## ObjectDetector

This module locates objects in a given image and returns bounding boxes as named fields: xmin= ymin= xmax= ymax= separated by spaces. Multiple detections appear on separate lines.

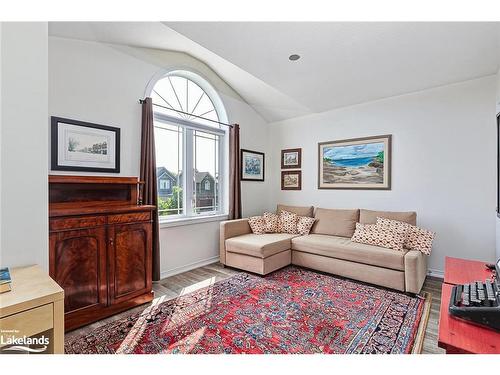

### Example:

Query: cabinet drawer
xmin=0 ymin=304 xmax=53 ymax=347
xmin=107 ymin=212 xmax=151 ymax=224
xmin=50 ymin=216 xmax=106 ymax=231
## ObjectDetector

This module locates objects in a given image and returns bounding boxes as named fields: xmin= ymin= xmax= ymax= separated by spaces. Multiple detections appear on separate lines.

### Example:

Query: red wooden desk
xmin=444 ymin=256 xmax=495 ymax=285
xmin=438 ymin=256 xmax=500 ymax=354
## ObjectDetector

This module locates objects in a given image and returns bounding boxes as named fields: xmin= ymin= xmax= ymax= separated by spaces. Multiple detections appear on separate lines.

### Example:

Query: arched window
xmin=151 ymin=71 xmax=227 ymax=220
xmin=151 ymin=73 xmax=221 ymax=127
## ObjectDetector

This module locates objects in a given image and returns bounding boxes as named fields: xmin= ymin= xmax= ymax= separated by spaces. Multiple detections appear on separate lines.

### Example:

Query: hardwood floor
xmin=65 ymin=263 xmax=445 ymax=354
xmin=420 ymin=276 xmax=445 ymax=354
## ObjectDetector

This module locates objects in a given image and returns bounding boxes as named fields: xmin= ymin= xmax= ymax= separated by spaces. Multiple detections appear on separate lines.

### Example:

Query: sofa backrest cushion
xmin=359 ymin=209 xmax=417 ymax=226
xmin=277 ymin=204 xmax=314 ymax=218
xmin=311 ymin=208 xmax=360 ymax=238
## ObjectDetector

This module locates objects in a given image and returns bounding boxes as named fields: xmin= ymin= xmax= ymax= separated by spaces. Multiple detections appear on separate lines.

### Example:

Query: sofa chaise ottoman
xmin=219 ymin=204 xmax=428 ymax=294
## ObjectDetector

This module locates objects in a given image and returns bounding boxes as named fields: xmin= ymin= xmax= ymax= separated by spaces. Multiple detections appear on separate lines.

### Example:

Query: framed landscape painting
xmin=281 ymin=170 xmax=302 ymax=190
xmin=241 ymin=149 xmax=265 ymax=181
xmin=281 ymin=148 xmax=302 ymax=169
xmin=318 ymin=135 xmax=391 ymax=190
xmin=51 ymin=117 xmax=120 ymax=173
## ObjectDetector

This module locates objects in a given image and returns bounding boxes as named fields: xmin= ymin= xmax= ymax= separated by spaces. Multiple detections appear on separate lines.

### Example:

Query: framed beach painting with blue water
xmin=241 ymin=149 xmax=265 ymax=181
xmin=318 ymin=135 xmax=391 ymax=189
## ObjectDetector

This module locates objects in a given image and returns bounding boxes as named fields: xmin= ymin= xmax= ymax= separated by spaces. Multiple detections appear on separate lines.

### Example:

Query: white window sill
xmin=159 ymin=213 xmax=229 ymax=229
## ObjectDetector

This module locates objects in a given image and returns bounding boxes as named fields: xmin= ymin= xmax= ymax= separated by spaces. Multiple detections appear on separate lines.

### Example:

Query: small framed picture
xmin=281 ymin=148 xmax=302 ymax=169
xmin=281 ymin=170 xmax=302 ymax=190
xmin=241 ymin=149 xmax=265 ymax=181
xmin=51 ymin=117 xmax=120 ymax=173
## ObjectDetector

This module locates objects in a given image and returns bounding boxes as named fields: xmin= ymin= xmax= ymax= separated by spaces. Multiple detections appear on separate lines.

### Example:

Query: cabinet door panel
xmin=49 ymin=227 xmax=107 ymax=314
xmin=108 ymin=222 xmax=152 ymax=304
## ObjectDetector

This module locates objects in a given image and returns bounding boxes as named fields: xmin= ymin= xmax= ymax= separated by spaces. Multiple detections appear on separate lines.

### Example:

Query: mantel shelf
xmin=49 ymin=175 xmax=145 ymax=185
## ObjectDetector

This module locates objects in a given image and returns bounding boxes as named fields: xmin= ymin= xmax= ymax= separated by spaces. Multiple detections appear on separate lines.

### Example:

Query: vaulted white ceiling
xmin=49 ymin=22 xmax=500 ymax=123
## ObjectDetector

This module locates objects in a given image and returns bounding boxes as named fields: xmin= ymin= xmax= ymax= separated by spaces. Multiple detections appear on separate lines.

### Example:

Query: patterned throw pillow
xmin=376 ymin=217 xmax=435 ymax=255
xmin=297 ymin=216 xmax=316 ymax=236
xmin=351 ymin=223 xmax=406 ymax=251
xmin=406 ymin=226 xmax=435 ymax=255
xmin=376 ymin=217 xmax=411 ymax=243
xmin=263 ymin=212 xmax=279 ymax=233
xmin=248 ymin=216 xmax=266 ymax=234
xmin=279 ymin=210 xmax=299 ymax=234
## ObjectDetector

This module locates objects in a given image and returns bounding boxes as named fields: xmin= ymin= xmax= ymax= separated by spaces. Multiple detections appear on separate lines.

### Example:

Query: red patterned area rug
xmin=65 ymin=267 xmax=430 ymax=354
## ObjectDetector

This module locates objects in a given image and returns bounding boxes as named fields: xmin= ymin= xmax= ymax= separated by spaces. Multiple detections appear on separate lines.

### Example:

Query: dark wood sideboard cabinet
xmin=48 ymin=175 xmax=156 ymax=331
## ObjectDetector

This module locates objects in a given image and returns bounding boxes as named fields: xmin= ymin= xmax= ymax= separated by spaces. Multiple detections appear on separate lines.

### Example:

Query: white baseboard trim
xmin=158 ymin=256 xmax=220 ymax=281
xmin=427 ymin=268 xmax=444 ymax=279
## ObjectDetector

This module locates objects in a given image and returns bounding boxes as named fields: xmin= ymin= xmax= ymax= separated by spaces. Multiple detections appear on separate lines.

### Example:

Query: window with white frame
xmin=152 ymin=71 xmax=227 ymax=221
xmin=159 ymin=179 xmax=171 ymax=190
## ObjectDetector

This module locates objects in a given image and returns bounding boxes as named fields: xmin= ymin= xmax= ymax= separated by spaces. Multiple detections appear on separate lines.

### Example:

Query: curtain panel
xmin=140 ymin=97 xmax=161 ymax=281
xmin=228 ymin=124 xmax=242 ymax=220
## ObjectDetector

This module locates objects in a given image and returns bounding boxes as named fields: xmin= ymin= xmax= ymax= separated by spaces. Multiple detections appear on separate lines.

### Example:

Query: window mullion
xmin=184 ymin=128 xmax=194 ymax=217
xmin=218 ymin=134 xmax=224 ymax=214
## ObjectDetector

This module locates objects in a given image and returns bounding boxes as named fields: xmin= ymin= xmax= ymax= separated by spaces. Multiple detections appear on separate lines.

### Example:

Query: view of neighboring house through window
xmin=153 ymin=72 xmax=225 ymax=221
xmin=193 ymin=129 xmax=219 ymax=214
xmin=155 ymin=122 xmax=183 ymax=216
xmin=159 ymin=179 xmax=171 ymax=190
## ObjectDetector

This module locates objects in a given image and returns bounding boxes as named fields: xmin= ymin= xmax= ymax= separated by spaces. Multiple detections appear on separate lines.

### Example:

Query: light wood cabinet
xmin=0 ymin=266 xmax=64 ymax=354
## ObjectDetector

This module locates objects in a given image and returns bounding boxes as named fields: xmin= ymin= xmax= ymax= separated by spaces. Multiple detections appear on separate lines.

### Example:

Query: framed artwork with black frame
xmin=241 ymin=149 xmax=265 ymax=181
xmin=51 ymin=116 xmax=120 ymax=173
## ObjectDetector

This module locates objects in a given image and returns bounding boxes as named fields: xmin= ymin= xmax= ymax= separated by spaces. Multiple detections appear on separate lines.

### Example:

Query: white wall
xmin=48 ymin=37 xmax=272 ymax=278
xmin=495 ymin=69 xmax=500 ymax=262
xmin=48 ymin=38 xmax=155 ymax=177
xmin=0 ymin=23 xmax=49 ymax=270
xmin=269 ymin=76 xmax=497 ymax=274
xmin=0 ymin=24 xmax=2 ymax=263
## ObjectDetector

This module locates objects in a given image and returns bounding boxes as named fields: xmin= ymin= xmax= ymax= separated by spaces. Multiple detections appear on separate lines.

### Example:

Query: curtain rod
xmin=139 ymin=99 xmax=233 ymax=128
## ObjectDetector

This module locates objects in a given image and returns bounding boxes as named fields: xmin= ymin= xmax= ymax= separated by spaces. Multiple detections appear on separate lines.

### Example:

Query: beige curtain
xmin=140 ymin=97 xmax=161 ymax=281
xmin=228 ymin=124 xmax=242 ymax=220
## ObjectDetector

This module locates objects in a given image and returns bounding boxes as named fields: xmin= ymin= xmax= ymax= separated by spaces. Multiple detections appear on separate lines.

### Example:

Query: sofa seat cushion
xmin=226 ymin=233 xmax=297 ymax=259
xmin=291 ymin=234 xmax=407 ymax=271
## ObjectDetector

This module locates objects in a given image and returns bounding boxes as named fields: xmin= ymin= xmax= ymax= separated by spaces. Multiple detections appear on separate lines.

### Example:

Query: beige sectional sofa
xmin=219 ymin=204 xmax=428 ymax=294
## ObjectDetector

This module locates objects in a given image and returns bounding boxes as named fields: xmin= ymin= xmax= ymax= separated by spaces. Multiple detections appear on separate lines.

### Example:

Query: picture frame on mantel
xmin=51 ymin=116 xmax=120 ymax=173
